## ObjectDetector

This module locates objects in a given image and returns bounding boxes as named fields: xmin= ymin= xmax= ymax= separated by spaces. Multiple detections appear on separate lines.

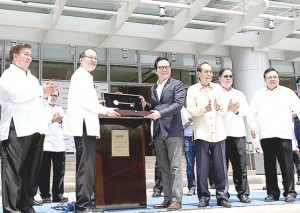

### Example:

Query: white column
xmin=230 ymin=47 xmax=269 ymax=102
xmin=230 ymin=47 xmax=270 ymax=151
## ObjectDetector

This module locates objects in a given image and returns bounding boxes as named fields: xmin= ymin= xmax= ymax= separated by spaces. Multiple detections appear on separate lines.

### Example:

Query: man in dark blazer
xmin=142 ymin=56 xmax=185 ymax=211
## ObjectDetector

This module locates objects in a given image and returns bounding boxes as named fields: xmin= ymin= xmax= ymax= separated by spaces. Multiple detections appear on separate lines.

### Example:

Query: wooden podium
xmin=95 ymin=116 xmax=150 ymax=210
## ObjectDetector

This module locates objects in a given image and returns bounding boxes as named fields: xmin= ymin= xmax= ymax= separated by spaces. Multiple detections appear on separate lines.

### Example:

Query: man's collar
xmin=157 ymin=77 xmax=170 ymax=85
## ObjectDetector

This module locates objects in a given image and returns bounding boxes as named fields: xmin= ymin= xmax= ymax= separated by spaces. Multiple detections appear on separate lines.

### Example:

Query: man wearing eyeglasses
xmin=186 ymin=62 xmax=231 ymax=208
xmin=248 ymin=68 xmax=300 ymax=203
xmin=36 ymin=88 xmax=69 ymax=204
xmin=218 ymin=68 xmax=251 ymax=204
xmin=64 ymin=48 xmax=120 ymax=212
xmin=142 ymin=57 xmax=185 ymax=211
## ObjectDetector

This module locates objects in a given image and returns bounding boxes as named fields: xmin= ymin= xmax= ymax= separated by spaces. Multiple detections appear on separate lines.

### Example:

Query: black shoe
xmin=198 ymin=199 xmax=209 ymax=208
xmin=217 ymin=200 xmax=232 ymax=208
xmin=52 ymin=194 xmax=69 ymax=203
xmin=239 ymin=195 xmax=251 ymax=203
xmin=152 ymin=191 xmax=161 ymax=198
xmin=186 ymin=188 xmax=195 ymax=196
xmin=285 ymin=194 xmax=295 ymax=203
xmin=33 ymin=199 xmax=43 ymax=206
xmin=42 ymin=197 xmax=52 ymax=203
xmin=264 ymin=194 xmax=279 ymax=202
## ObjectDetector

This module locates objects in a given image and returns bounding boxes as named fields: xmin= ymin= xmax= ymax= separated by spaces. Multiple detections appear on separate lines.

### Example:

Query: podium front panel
xmin=95 ymin=117 xmax=147 ymax=210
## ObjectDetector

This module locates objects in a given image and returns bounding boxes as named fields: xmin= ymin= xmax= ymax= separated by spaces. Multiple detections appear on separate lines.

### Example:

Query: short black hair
xmin=218 ymin=68 xmax=232 ymax=77
xmin=263 ymin=68 xmax=279 ymax=79
xmin=154 ymin=57 xmax=170 ymax=69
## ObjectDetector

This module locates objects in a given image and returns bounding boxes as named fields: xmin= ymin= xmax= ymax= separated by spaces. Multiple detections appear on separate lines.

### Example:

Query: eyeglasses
xmin=223 ymin=75 xmax=233 ymax=79
xmin=157 ymin=65 xmax=171 ymax=71
xmin=51 ymin=94 xmax=58 ymax=97
xmin=82 ymin=55 xmax=98 ymax=61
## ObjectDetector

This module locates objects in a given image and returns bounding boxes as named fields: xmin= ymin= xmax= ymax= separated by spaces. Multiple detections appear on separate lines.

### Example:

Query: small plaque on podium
xmin=103 ymin=93 xmax=151 ymax=117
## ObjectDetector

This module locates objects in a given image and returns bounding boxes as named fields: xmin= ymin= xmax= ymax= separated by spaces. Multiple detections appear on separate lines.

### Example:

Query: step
xmin=0 ymin=156 xmax=291 ymax=194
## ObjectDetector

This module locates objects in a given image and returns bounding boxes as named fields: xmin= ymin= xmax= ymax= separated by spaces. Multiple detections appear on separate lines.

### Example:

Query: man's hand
xmin=145 ymin=110 xmax=161 ymax=120
xmin=99 ymin=99 xmax=106 ymax=106
xmin=251 ymin=130 xmax=256 ymax=139
xmin=205 ymin=99 xmax=212 ymax=112
xmin=106 ymin=108 xmax=121 ymax=117
xmin=227 ymin=99 xmax=240 ymax=113
xmin=214 ymin=98 xmax=220 ymax=111
xmin=52 ymin=112 xmax=63 ymax=123
xmin=140 ymin=96 xmax=146 ymax=109
xmin=255 ymin=147 xmax=261 ymax=153
xmin=43 ymin=81 xmax=57 ymax=98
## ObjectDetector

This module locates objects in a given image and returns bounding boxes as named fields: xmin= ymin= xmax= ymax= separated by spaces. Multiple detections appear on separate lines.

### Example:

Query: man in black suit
xmin=142 ymin=56 xmax=185 ymax=211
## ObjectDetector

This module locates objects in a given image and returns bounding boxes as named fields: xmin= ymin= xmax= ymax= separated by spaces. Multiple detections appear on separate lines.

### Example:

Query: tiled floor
xmin=6 ymin=187 xmax=300 ymax=213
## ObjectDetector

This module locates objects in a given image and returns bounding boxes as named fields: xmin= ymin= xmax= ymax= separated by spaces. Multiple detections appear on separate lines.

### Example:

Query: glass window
xmin=140 ymin=51 xmax=166 ymax=65
xmin=110 ymin=65 xmax=138 ymax=82
xmin=42 ymin=61 xmax=74 ymax=80
xmin=294 ymin=62 xmax=300 ymax=75
xmin=170 ymin=53 xmax=195 ymax=67
xmin=110 ymin=48 xmax=138 ymax=83
xmin=271 ymin=61 xmax=294 ymax=74
xmin=171 ymin=68 xmax=197 ymax=85
xmin=91 ymin=64 xmax=107 ymax=82
xmin=141 ymin=66 xmax=156 ymax=84
xmin=280 ymin=76 xmax=296 ymax=91
xmin=42 ymin=44 xmax=74 ymax=61
xmin=29 ymin=60 xmax=39 ymax=78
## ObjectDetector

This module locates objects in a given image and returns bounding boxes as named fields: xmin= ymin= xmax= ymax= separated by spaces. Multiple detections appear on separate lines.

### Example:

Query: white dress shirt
xmin=44 ymin=104 xmax=65 ymax=152
xmin=0 ymin=64 xmax=48 ymax=141
xmin=63 ymin=67 xmax=108 ymax=138
xmin=186 ymin=82 xmax=226 ymax=142
xmin=181 ymin=107 xmax=193 ymax=137
xmin=221 ymin=87 xmax=248 ymax=137
xmin=156 ymin=78 xmax=169 ymax=101
xmin=248 ymin=85 xmax=300 ymax=140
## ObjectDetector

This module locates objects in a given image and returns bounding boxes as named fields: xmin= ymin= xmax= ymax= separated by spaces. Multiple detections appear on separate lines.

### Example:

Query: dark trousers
xmin=225 ymin=136 xmax=250 ymax=198
xmin=153 ymin=161 xmax=163 ymax=193
xmin=1 ymin=120 xmax=44 ymax=213
xmin=261 ymin=138 xmax=297 ymax=198
xmin=195 ymin=139 xmax=229 ymax=203
xmin=39 ymin=151 xmax=66 ymax=199
xmin=293 ymin=152 xmax=300 ymax=179
xmin=74 ymin=124 xmax=96 ymax=209
xmin=208 ymin=152 xmax=214 ymax=187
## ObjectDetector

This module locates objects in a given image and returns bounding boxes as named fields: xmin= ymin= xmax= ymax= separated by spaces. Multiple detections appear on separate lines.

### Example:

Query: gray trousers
xmin=154 ymin=132 xmax=183 ymax=202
